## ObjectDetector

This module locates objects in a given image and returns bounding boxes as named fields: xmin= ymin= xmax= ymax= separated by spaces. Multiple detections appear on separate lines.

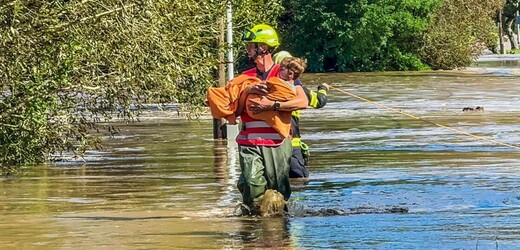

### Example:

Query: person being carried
xmin=206 ymin=57 xmax=306 ymax=139
xmin=273 ymin=51 xmax=330 ymax=179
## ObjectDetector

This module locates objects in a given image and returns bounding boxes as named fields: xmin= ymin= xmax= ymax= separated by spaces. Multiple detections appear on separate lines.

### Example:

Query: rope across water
xmin=330 ymin=85 xmax=520 ymax=151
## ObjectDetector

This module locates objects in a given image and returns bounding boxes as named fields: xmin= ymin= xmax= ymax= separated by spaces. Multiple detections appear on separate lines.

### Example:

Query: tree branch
xmin=46 ymin=3 xmax=137 ymax=31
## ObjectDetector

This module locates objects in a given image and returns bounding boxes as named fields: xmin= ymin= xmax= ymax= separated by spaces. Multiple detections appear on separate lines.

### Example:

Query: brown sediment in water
xmin=258 ymin=189 xmax=286 ymax=217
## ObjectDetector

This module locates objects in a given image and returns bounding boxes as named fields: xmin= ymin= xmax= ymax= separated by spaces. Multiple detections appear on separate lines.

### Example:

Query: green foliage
xmin=497 ymin=0 xmax=519 ymax=50
xmin=279 ymin=0 xmax=440 ymax=72
xmin=420 ymin=0 xmax=504 ymax=69
xmin=508 ymin=48 xmax=520 ymax=54
xmin=0 ymin=0 xmax=282 ymax=173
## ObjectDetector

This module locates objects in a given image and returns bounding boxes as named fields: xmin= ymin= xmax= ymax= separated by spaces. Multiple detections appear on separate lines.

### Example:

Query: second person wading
xmin=273 ymin=51 xmax=329 ymax=179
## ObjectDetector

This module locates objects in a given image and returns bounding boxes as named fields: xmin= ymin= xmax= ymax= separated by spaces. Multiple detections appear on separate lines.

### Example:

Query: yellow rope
xmin=330 ymin=85 xmax=520 ymax=151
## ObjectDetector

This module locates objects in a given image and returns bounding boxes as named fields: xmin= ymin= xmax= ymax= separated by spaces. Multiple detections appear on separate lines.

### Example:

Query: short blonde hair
xmin=279 ymin=57 xmax=307 ymax=79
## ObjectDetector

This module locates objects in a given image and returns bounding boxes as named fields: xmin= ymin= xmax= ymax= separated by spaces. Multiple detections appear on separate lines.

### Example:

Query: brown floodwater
xmin=1 ymin=67 xmax=520 ymax=249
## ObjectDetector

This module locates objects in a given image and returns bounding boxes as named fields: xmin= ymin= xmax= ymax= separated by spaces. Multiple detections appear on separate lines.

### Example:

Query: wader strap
xmin=237 ymin=119 xmax=285 ymax=145
xmin=237 ymin=133 xmax=284 ymax=140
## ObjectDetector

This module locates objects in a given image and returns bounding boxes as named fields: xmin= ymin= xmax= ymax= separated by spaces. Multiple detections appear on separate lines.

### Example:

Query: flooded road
xmin=2 ymin=68 xmax=520 ymax=249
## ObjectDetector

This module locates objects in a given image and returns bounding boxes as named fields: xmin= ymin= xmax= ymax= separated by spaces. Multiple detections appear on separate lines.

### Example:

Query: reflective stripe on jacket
xmin=237 ymin=64 xmax=288 ymax=146
xmin=290 ymin=84 xmax=328 ymax=142
xmin=292 ymin=137 xmax=302 ymax=147
xmin=237 ymin=121 xmax=285 ymax=142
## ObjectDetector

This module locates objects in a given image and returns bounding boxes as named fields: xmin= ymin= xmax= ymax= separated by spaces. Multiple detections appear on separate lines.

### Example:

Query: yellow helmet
xmin=273 ymin=51 xmax=292 ymax=64
xmin=242 ymin=24 xmax=280 ymax=48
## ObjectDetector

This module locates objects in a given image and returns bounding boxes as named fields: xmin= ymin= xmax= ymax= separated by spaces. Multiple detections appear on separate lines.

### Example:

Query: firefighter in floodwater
xmin=273 ymin=51 xmax=329 ymax=179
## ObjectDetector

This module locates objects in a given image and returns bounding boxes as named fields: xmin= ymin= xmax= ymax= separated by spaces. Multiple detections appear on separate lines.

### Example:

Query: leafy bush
xmin=420 ymin=0 xmax=503 ymax=69
xmin=279 ymin=0 xmax=440 ymax=72
xmin=0 ymin=0 xmax=282 ymax=173
xmin=508 ymin=49 xmax=520 ymax=54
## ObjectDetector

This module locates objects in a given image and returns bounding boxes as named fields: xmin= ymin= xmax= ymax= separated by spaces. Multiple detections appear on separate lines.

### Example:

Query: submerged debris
xmin=231 ymin=189 xmax=287 ymax=217
xmin=286 ymin=205 xmax=409 ymax=217
xmin=231 ymin=198 xmax=409 ymax=218
xmin=462 ymin=106 xmax=484 ymax=111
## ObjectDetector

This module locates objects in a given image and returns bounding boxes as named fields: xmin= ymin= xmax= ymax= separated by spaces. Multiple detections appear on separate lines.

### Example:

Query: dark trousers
xmin=289 ymin=147 xmax=309 ymax=178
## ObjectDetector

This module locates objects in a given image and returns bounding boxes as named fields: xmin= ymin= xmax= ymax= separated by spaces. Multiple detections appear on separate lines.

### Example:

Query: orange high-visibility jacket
xmin=206 ymin=75 xmax=296 ymax=138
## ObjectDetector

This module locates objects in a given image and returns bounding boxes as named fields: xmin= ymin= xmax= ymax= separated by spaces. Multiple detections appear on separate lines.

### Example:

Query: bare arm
xmin=248 ymin=85 xmax=308 ymax=114
xmin=235 ymin=83 xmax=269 ymax=116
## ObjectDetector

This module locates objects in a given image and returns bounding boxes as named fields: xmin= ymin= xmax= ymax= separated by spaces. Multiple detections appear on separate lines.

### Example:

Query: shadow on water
xmin=2 ymin=67 xmax=520 ymax=248
xmin=229 ymin=217 xmax=293 ymax=249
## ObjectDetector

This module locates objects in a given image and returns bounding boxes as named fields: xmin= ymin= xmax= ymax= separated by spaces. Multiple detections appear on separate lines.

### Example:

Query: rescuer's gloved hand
xmin=301 ymin=142 xmax=310 ymax=165
xmin=318 ymin=83 xmax=329 ymax=91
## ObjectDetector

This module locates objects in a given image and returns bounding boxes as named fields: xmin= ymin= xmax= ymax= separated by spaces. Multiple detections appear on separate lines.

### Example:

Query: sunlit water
xmin=2 ymin=67 xmax=520 ymax=249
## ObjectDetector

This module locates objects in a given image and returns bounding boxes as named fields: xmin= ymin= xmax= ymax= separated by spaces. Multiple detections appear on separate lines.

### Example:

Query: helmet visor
xmin=241 ymin=29 xmax=256 ymax=42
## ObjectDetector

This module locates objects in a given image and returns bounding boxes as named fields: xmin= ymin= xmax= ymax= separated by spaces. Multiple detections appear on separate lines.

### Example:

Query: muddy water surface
xmin=1 ymin=69 xmax=520 ymax=249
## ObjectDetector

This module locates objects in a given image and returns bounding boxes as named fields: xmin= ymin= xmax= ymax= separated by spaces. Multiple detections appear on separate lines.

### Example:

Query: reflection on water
xmin=2 ymin=69 xmax=520 ymax=248
xmin=228 ymin=217 xmax=293 ymax=248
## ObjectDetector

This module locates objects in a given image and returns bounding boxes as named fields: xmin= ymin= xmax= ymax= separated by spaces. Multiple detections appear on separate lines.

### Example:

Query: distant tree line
xmin=0 ymin=0 xmax=507 ymax=173
xmin=279 ymin=0 xmax=504 ymax=71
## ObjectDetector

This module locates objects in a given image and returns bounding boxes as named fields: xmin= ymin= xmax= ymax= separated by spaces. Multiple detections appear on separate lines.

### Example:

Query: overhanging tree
xmin=0 ymin=0 xmax=283 ymax=173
